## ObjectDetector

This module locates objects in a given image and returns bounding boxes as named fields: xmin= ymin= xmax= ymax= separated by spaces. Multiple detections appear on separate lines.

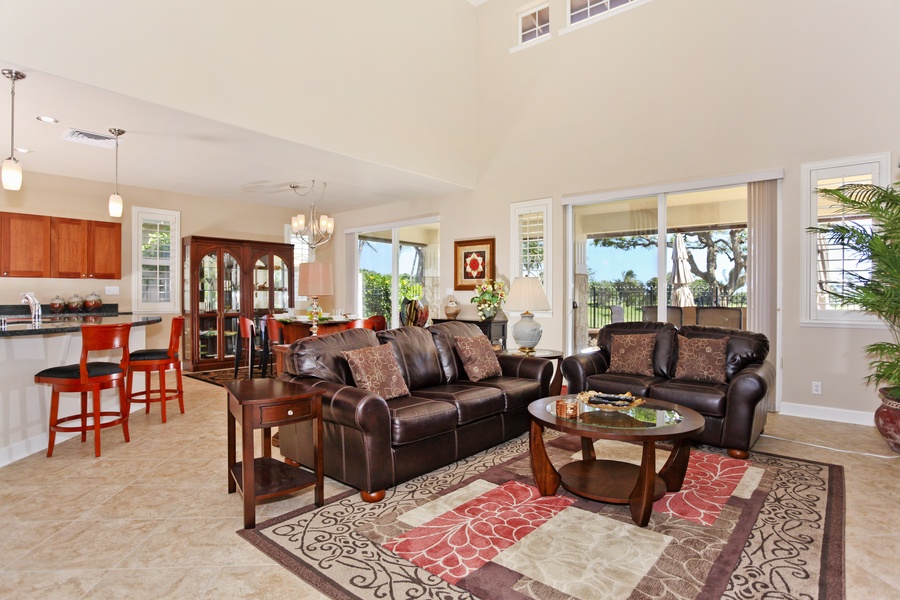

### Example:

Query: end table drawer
xmin=259 ymin=401 xmax=312 ymax=426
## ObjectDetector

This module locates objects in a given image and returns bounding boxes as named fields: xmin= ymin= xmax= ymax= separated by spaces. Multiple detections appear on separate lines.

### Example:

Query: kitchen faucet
xmin=21 ymin=292 xmax=41 ymax=323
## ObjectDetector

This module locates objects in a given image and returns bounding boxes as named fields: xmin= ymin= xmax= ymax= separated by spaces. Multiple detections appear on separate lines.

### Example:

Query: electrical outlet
xmin=105 ymin=286 xmax=120 ymax=296
xmin=812 ymin=381 xmax=822 ymax=395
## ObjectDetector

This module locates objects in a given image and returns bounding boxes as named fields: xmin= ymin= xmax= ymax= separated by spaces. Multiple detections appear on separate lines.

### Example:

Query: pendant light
xmin=108 ymin=128 xmax=125 ymax=217
xmin=2 ymin=69 xmax=26 ymax=191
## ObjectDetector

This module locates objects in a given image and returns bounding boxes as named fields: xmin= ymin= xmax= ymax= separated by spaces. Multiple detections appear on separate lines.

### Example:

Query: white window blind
xmin=133 ymin=207 xmax=180 ymax=313
xmin=511 ymin=198 xmax=552 ymax=311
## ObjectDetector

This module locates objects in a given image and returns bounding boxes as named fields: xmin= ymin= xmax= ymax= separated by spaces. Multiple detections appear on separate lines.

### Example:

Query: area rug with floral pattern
xmin=238 ymin=432 xmax=845 ymax=600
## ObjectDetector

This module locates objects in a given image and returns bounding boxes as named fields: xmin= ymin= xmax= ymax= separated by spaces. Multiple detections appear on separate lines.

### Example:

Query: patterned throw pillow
xmin=342 ymin=343 xmax=410 ymax=400
xmin=455 ymin=336 xmax=502 ymax=382
xmin=675 ymin=335 xmax=729 ymax=384
xmin=607 ymin=333 xmax=656 ymax=376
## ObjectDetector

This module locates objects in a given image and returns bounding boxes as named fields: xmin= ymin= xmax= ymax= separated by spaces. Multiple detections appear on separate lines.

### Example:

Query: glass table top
xmin=545 ymin=399 xmax=684 ymax=430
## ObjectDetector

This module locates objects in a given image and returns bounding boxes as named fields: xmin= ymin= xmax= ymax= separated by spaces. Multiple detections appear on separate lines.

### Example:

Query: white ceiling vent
xmin=60 ymin=128 xmax=116 ymax=149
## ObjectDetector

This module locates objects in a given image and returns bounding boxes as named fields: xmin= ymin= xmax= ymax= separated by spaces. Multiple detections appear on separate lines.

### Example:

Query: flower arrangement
xmin=471 ymin=279 xmax=506 ymax=321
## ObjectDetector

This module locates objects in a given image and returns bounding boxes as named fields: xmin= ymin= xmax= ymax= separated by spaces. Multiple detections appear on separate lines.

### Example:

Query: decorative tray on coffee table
xmin=575 ymin=390 xmax=645 ymax=410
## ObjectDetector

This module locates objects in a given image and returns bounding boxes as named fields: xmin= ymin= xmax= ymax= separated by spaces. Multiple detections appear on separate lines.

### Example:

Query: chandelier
xmin=290 ymin=180 xmax=334 ymax=249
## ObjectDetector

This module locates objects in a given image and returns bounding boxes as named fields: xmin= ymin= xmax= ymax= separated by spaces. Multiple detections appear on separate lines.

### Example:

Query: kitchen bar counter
xmin=0 ymin=314 xmax=161 ymax=337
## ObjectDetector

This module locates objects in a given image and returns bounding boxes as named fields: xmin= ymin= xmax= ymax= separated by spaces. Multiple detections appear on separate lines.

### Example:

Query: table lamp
xmin=504 ymin=276 xmax=550 ymax=354
xmin=298 ymin=262 xmax=334 ymax=336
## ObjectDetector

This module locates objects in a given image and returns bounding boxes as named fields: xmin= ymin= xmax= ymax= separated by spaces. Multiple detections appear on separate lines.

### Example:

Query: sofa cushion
xmin=678 ymin=325 xmax=769 ymax=381
xmin=674 ymin=335 xmax=729 ymax=384
xmin=596 ymin=322 xmax=677 ymax=377
xmin=287 ymin=328 xmax=379 ymax=383
xmin=584 ymin=373 xmax=666 ymax=397
xmin=647 ymin=380 xmax=728 ymax=418
xmin=413 ymin=384 xmax=506 ymax=424
xmin=464 ymin=376 xmax=542 ymax=412
xmin=428 ymin=321 xmax=486 ymax=383
xmin=343 ymin=342 xmax=410 ymax=400
xmin=386 ymin=395 xmax=459 ymax=446
xmin=455 ymin=335 xmax=502 ymax=382
xmin=608 ymin=333 xmax=656 ymax=376
xmin=377 ymin=326 xmax=445 ymax=390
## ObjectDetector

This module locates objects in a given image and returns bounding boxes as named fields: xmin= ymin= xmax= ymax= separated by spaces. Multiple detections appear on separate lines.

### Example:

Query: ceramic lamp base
xmin=512 ymin=312 xmax=542 ymax=353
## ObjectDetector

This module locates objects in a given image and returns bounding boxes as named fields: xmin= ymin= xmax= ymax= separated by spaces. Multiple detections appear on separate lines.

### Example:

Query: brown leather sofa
xmin=278 ymin=321 xmax=552 ymax=501
xmin=561 ymin=321 xmax=775 ymax=459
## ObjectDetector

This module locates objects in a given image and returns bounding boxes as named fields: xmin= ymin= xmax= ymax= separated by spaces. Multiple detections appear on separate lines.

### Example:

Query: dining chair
xmin=696 ymin=306 xmax=743 ymax=329
xmin=234 ymin=317 xmax=263 ymax=379
xmin=261 ymin=314 xmax=285 ymax=377
xmin=641 ymin=306 xmax=683 ymax=326
xmin=35 ymin=322 xmax=133 ymax=457
xmin=368 ymin=315 xmax=387 ymax=331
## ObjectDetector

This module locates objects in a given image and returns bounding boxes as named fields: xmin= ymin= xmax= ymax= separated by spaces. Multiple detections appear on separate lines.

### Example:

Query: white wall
xmin=0 ymin=0 xmax=477 ymax=188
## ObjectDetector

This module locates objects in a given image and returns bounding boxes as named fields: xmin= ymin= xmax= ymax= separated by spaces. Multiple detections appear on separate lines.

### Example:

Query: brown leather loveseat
xmin=561 ymin=321 xmax=775 ymax=458
xmin=278 ymin=321 xmax=552 ymax=501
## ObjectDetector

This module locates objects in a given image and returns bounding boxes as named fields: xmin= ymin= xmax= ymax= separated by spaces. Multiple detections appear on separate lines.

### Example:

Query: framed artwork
xmin=454 ymin=237 xmax=495 ymax=290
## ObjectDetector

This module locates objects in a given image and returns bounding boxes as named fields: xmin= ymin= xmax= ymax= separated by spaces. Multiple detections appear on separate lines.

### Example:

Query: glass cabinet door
xmin=273 ymin=255 xmax=289 ymax=313
xmin=253 ymin=255 xmax=269 ymax=312
xmin=222 ymin=251 xmax=241 ymax=360
xmin=197 ymin=251 xmax=218 ymax=360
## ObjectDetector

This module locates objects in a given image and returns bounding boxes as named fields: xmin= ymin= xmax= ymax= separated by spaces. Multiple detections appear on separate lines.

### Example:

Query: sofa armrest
xmin=497 ymin=354 xmax=553 ymax=397
xmin=722 ymin=360 xmax=775 ymax=450
xmin=726 ymin=361 xmax=774 ymax=407
xmin=561 ymin=351 xmax=609 ymax=394
xmin=277 ymin=374 xmax=390 ymax=435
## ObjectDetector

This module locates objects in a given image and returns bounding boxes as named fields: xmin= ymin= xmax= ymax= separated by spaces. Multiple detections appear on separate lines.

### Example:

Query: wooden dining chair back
xmin=126 ymin=316 xmax=185 ymax=423
xmin=235 ymin=316 xmax=263 ymax=379
xmin=368 ymin=315 xmax=387 ymax=331
xmin=34 ymin=322 xmax=133 ymax=457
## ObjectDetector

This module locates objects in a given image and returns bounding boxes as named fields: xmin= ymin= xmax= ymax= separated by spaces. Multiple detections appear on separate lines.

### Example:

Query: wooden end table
xmin=495 ymin=348 xmax=563 ymax=396
xmin=226 ymin=379 xmax=324 ymax=529
xmin=528 ymin=395 xmax=704 ymax=527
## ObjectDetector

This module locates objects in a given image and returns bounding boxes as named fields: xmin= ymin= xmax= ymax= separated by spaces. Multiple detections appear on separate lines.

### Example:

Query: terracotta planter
xmin=875 ymin=388 xmax=900 ymax=453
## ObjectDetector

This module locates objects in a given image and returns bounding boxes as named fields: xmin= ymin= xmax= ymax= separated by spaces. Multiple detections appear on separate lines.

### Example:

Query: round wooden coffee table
xmin=528 ymin=395 xmax=705 ymax=527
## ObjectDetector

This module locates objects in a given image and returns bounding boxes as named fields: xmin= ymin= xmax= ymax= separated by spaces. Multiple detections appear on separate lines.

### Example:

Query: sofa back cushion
xmin=376 ymin=326 xmax=444 ymax=390
xmin=342 ymin=342 xmax=410 ymax=399
xmin=673 ymin=335 xmax=729 ymax=383
xmin=678 ymin=325 xmax=769 ymax=381
xmin=607 ymin=333 xmax=656 ymax=376
xmin=428 ymin=321 xmax=486 ymax=383
xmin=597 ymin=322 xmax=677 ymax=378
xmin=286 ymin=328 xmax=378 ymax=384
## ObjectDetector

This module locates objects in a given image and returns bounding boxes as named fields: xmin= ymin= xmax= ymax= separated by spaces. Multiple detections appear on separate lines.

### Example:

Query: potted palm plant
xmin=811 ymin=183 xmax=900 ymax=452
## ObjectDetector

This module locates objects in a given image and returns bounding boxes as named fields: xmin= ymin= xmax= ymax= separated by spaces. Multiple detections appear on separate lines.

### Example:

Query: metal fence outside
xmin=586 ymin=283 xmax=746 ymax=329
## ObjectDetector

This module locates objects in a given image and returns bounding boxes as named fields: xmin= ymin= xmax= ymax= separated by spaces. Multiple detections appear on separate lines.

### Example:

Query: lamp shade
xmin=2 ymin=158 xmax=22 ymax=191
xmin=504 ymin=277 xmax=550 ymax=312
xmin=298 ymin=262 xmax=334 ymax=297
xmin=108 ymin=193 xmax=123 ymax=218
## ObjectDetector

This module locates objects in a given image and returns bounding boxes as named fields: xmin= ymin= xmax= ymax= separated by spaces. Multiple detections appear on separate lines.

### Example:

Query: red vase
xmin=875 ymin=388 xmax=900 ymax=453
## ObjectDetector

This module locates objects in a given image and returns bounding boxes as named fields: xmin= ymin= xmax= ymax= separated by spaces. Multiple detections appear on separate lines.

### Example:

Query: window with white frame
xmin=568 ymin=0 xmax=652 ymax=28
xmin=132 ymin=207 xmax=180 ymax=313
xmin=520 ymin=4 xmax=550 ymax=45
xmin=802 ymin=153 xmax=890 ymax=324
xmin=285 ymin=224 xmax=312 ymax=303
xmin=511 ymin=198 xmax=552 ymax=310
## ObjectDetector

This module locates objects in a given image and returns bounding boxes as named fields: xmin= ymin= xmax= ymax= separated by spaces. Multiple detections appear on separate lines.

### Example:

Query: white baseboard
xmin=778 ymin=402 xmax=874 ymax=426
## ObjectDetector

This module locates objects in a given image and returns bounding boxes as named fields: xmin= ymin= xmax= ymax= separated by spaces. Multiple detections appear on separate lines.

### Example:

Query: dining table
xmin=278 ymin=316 xmax=360 ymax=344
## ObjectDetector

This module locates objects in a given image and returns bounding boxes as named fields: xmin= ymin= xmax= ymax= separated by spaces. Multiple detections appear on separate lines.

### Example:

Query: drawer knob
xmin=287 ymin=409 xmax=294 ymax=416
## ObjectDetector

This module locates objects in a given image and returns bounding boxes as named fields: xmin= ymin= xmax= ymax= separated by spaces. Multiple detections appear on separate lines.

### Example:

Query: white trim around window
xmin=131 ymin=206 xmax=180 ymax=314
xmin=560 ymin=0 xmax=655 ymax=36
xmin=510 ymin=198 xmax=552 ymax=313
xmin=800 ymin=152 xmax=890 ymax=328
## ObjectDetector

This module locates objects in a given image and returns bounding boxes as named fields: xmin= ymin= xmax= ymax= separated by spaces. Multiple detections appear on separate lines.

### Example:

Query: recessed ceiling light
xmin=15 ymin=147 xmax=32 ymax=154
xmin=36 ymin=115 xmax=58 ymax=124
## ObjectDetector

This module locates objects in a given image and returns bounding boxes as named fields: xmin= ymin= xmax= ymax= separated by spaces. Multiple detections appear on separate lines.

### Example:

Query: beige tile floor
xmin=0 ymin=376 xmax=897 ymax=599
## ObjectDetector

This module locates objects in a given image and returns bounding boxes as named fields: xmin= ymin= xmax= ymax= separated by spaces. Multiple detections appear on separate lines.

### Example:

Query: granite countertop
xmin=0 ymin=304 xmax=162 ymax=337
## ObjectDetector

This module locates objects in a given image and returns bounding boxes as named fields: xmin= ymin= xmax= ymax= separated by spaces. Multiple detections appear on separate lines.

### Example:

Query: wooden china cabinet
xmin=182 ymin=236 xmax=293 ymax=372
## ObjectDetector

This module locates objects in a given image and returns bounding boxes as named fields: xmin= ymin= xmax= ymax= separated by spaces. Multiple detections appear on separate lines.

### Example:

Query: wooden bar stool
xmin=234 ymin=317 xmax=263 ymax=379
xmin=261 ymin=314 xmax=284 ymax=377
xmin=35 ymin=322 xmax=133 ymax=458
xmin=126 ymin=316 xmax=185 ymax=423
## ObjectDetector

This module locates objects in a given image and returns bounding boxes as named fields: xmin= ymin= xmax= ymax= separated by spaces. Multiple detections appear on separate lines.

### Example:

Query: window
xmin=285 ymin=224 xmax=312 ymax=303
xmin=511 ymin=198 xmax=552 ymax=310
xmin=520 ymin=4 xmax=550 ymax=45
xmin=564 ymin=0 xmax=653 ymax=32
xmin=802 ymin=153 xmax=890 ymax=324
xmin=132 ymin=207 xmax=180 ymax=313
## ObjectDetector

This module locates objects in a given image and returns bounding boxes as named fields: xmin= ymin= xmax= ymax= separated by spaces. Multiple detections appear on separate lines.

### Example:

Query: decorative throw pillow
xmin=455 ymin=335 xmax=502 ymax=382
xmin=674 ymin=335 xmax=729 ymax=384
xmin=342 ymin=343 xmax=410 ymax=399
xmin=607 ymin=333 xmax=656 ymax=377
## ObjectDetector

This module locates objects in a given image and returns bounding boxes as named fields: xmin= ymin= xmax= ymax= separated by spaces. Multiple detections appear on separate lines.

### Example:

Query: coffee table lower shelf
xmin=229 ymin=458 xmax=319 ymax=501
xmin=558 ymin=460 xmax=666 ymax=504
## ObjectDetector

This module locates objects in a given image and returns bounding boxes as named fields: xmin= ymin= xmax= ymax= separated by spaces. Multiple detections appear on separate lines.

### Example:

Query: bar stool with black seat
xmin=35 ymin=322 xmax=133 ymax=458
xmin=260 ymin=314 xmax=284 ymax=377
xmin=234 ymin=316 xmax=264 ymax=379
xmin=126 ymin=316 xmax=185 ymax=423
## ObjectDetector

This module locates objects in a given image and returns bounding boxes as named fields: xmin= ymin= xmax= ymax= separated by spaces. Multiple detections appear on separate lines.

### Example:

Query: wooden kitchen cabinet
xmin=50 ymin=217 xmax=122 ymax=279
xmin=0 ymin=212 xmax=51 ymax=277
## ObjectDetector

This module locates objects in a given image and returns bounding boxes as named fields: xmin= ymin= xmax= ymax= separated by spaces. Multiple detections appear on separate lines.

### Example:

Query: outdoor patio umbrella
xmin=671 ymin=233 xmax=695 ymax=307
